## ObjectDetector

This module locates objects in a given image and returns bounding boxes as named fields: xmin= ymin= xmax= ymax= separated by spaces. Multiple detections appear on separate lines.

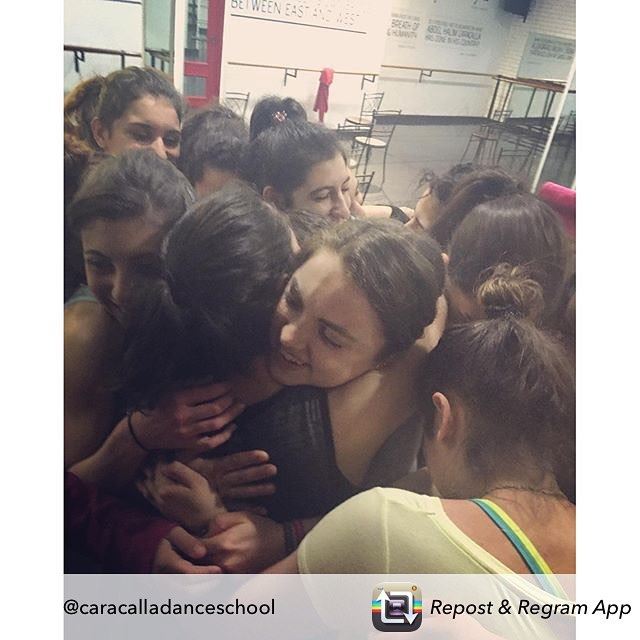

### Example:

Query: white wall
xmin=64 ymin=0 xmax=143 ymax=92
xmin=219 ymin=0 xmax=392 ymax=127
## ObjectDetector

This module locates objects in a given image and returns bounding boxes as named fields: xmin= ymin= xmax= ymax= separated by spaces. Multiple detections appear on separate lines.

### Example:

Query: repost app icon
xmin=372 ymin=583 xmax=422 ymax=632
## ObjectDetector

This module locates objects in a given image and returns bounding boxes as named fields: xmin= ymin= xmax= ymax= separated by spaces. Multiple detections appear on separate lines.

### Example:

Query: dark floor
xmin=341 ymin=121 xmax=575 ymax=207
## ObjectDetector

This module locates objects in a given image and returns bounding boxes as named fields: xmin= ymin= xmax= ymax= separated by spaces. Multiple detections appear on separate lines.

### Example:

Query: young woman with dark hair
xmin=65 ymin=66 xmax=184 ymax=161
xmin=64 ymin=67 xmax=185 ymax=300
xmin=265 ymin=283 xmax=574 ymax=606
xmin=121 ymin=181 xmax=296 ymax=411
xmin=65 ymin=153 xmax=270 ymax=506
xmin=178 ymin=104 xmax=249 ymax=198
xmin=403 ymin=162 xmax=477 ymax=232
xmin=91 ymin=71 xmax=181 ymax=161
xmin=65 ymin=149 xmax=195 ymax=468
xmin=133 ymin=218 xmax=446 ymax=571
xmin=243 ymin=119 xmax=352 ymax=222
xmin=353 ymin=162 xmax=477 ymax=227
xmin=445 ymin=192 xmax=572 ymax=333
xmin=425 ymin=167 xmax=523 ymax=247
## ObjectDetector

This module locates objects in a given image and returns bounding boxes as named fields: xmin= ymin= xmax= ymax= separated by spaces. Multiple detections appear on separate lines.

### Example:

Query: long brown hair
xmin=448 ymin=192 xmax=572 ymax=331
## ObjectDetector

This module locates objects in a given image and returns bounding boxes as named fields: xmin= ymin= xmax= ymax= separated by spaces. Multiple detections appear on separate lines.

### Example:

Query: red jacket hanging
xmin=314 ymin=67 xmax=334 ymax=123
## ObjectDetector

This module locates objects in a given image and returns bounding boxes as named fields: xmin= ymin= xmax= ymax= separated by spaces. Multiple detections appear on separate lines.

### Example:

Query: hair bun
xmin=476 ymin=263 xmax=544 ymax=322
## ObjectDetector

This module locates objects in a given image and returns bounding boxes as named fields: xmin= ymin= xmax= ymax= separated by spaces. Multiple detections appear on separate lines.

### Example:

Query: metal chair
xmin=224 ymin=91 xmax=250 ymax=120
xmin=460 ymin=109 xmax=512 ymax=164
xmin=345 ymin=92 xmax=385 ymax=127
xmin=559 ymin=110 xmax=576 ymax=135
xmin=556 ymin=110 xmax=576 ymax=160
xmin=496 ymin=132 xmax=545 ymax=175
xmin=337 ymin=120 xmax=374 ymax=170
xmin=355 ymin=171 xmax=375 ymax=202
xmin=352 ymin=110 xmax=401 ymax=186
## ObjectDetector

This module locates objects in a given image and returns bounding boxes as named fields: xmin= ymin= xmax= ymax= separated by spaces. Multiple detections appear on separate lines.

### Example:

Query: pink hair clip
xmin=272 ymin=110 xmax=288 ymax=123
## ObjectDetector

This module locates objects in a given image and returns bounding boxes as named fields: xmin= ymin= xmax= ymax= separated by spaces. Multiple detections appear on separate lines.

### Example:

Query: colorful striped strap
xmin=471 ymin=498 xmax=567 ymax=598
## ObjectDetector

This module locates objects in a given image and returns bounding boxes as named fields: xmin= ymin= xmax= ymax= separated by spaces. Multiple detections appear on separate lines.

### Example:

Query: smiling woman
xmin=64 ymin=149 xmax=195 ymax=468
xmin=243 ymin=120 xmax=351 ymax=222
xmin=127 ymin=218 xmax=446 ymax=543
xmin=67 ymin=150 xmax=192 ymax=321
xmin=268 ymin=250 xmax=386 ymax=388
xmin=79 ymin=214 xmax=165 ymax=322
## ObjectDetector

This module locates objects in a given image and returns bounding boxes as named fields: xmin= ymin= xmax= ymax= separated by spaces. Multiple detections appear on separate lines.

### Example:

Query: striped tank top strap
xmin=471 ymin=498 xmax=567 ymax=598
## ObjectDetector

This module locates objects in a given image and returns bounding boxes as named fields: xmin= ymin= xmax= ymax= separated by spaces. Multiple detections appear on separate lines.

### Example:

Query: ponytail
xmin=64 ymin=76 xmax=106 ymax=150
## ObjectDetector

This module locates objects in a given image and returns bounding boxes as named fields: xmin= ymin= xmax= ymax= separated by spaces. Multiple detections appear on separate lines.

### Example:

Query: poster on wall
xmin=387 ymin=8 xmax=421 ymax=50
xmin=518 ymin=32 xmax=575 ymax=81
xmin=383 ymin=0 xmax=509 ymax=72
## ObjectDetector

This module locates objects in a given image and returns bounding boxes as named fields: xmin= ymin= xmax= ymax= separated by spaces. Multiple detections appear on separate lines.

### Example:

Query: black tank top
xmin=389 ymin=205 xmax=410 ymax=224
xmin=214 ymin=386 xmax=357 ymax=522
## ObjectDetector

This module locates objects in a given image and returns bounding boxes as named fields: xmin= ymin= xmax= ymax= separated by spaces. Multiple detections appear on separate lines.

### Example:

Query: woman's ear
xmin=432 ymin=391 xmax=454 ymax=442
xmin=262 ymin=185 xmax=284 ymax=208
xmin=441 ymin=252 xmax=449 ymax=267
xmin=90 ymin=117 xmax=107 ymax=150
xmin=289 ymin=229 xmax=301 ymax=254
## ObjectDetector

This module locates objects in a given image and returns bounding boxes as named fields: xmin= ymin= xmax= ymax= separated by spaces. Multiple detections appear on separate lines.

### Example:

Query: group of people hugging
xmin=64 ymin=66 xmax=576 ymax=593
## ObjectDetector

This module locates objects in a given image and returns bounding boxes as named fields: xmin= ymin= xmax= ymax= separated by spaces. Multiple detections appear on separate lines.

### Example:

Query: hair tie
xmin=490 ymin=304 xmax=524 ymax=320
xmin=272 ymin=110 xmax=288 ymax=123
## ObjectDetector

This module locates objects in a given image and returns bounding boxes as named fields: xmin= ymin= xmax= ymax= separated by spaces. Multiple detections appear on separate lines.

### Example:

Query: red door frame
xmin=183 ymin=0 xmax=225 ymax=108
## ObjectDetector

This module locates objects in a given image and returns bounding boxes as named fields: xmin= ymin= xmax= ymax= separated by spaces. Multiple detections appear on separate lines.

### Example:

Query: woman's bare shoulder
xmin=64 ymin=302 xmax=121 ymax=384
xmin=65 ymin=302 xmax=116 ymax=352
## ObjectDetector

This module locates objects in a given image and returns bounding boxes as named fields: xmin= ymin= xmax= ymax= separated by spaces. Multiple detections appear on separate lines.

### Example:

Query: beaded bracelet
xmin=127 ymin=411 xmax=152 ymax=453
